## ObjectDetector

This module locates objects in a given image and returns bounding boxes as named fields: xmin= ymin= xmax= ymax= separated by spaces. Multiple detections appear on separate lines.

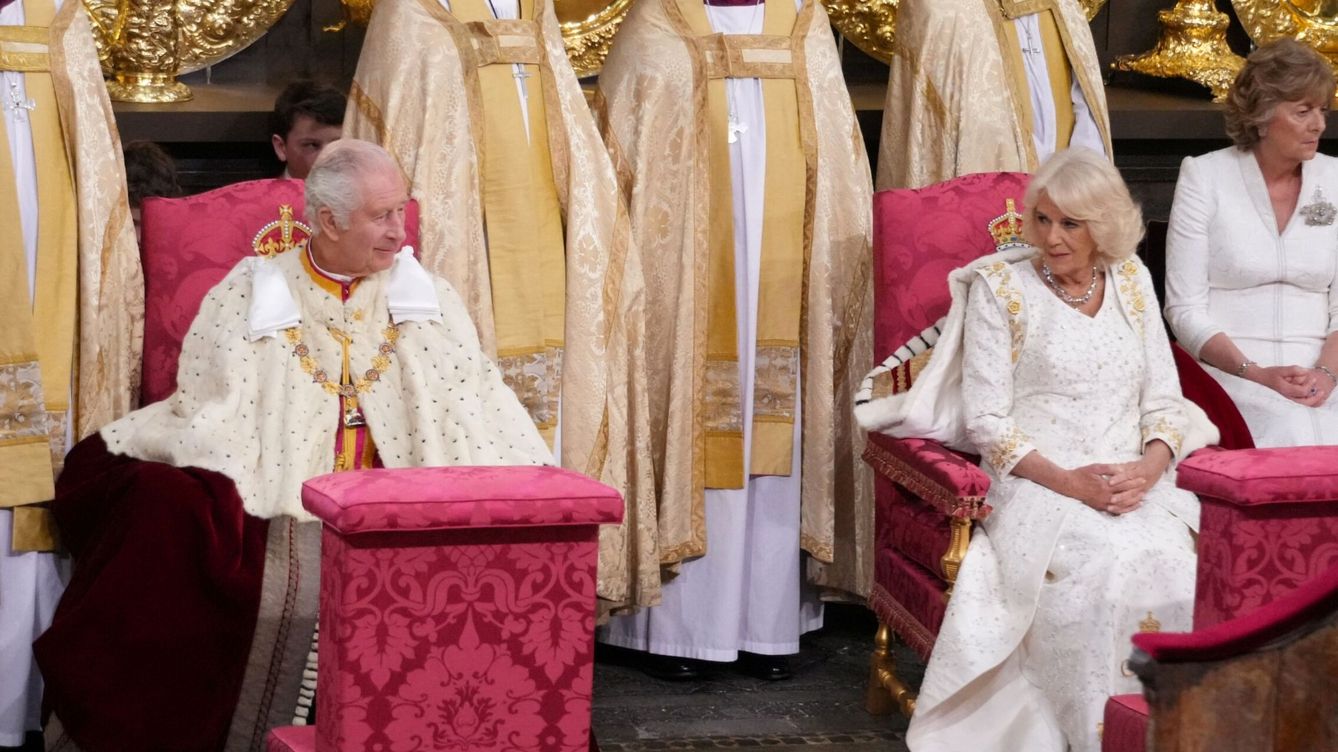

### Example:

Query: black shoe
xmin=632 ymin=651 xmax=705 ymax=681
xmin=737 ymin=651 xmax=793 ymax=681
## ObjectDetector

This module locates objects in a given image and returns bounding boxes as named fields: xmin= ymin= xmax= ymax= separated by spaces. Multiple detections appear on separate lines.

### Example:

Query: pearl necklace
xmin=1041 ymin=263 xmax=1099 ymax=308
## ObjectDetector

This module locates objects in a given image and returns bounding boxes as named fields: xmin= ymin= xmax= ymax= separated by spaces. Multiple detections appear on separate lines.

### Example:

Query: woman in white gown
xmin=1164 ymin=39 xmax=1338 ymax=447
xmin=906 ymin=150 xmax=1199 ymax=752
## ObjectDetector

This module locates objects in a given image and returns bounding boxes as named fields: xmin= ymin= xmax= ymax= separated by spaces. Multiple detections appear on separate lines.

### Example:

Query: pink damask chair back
xmin=139 ymin=179 xmax=421 ymax=404
xmin=864 ymin=172 xmax=1029 ymax=716
xmin=871 ymin=172 xmax=1031 ymax=357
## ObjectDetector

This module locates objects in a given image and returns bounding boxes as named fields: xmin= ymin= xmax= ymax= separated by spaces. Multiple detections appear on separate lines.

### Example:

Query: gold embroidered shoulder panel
xmin=979 ymin=261 xmax=1026 ymax=363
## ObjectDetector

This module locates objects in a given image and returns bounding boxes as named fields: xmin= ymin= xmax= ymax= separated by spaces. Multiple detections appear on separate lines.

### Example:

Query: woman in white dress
xmin=905 ymin=150 xmax=1199 ymax=752
xmin=1164 ymin=38 xmax=1338 ymax=447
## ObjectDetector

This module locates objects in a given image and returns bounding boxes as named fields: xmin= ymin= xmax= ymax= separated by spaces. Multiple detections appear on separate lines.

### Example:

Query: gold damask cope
xmin=824 ymin=0 xmax=1107 ymax=65
xmin=83 ymin=0 xmax=297 ymax=75
xmin=1233 ymin=0 xmax=1338 ymax=63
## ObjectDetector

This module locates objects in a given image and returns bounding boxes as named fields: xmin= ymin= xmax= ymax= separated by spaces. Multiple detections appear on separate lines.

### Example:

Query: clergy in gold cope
xmin=593 ymin=0 xmax=874 ymax=669
xmin=1 ymin=0 xmax=140 ymax=744
xmin=878 ymin=0 xmax=1112 ymax=189
xmin=344 ymin=0 xmax=659 ymax=613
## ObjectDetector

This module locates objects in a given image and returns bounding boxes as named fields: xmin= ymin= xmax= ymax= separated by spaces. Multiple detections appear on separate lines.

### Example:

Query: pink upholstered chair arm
xmin=1176 ymin=446 xmax=1338 ymax=506
xmin=1132 ymin=562 xmax=1338 ymax=663
xmin=301 ymin=466 xmax=625 ymax=534
xmin=864 ymin=433 xmax=992 ymax=520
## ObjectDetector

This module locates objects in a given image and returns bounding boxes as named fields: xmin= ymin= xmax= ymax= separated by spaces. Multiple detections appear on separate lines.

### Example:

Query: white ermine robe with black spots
xmin=100 ymin=246 xmax=550 ymax=520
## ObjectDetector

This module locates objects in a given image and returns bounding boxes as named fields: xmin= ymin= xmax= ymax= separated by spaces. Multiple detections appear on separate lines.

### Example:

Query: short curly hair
xmin=1225 ymin=38 xmax=1335 ymax=150
xmin=1022 ymin=149 xmax=1144 ymax=263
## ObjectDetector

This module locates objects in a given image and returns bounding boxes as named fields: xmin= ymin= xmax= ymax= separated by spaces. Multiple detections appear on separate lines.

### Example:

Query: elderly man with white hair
xmin=33 ymin=139 xmax=551 ymax=752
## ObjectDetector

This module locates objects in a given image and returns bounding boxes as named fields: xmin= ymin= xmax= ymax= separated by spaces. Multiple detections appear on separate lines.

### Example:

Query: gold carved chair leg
xmin=867 ymin=516 xmax=973 ymax=717
xmin=866 ymin=622 xmax=917 ymax=716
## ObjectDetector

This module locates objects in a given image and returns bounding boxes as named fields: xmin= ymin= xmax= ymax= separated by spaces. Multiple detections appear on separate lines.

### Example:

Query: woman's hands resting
xmin=1064 ymin=441 xmax=1173 ymax=516
xmin=1247 ymin=364 xmax=1331 ymax=406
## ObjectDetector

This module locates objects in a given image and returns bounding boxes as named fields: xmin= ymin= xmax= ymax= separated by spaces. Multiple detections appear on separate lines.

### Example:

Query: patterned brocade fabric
xmin=870 ymin=172 xmax=1032 ymax=357
xmin=1179 ymin=446 xmax=1338 ymax=629
xmin=304 ymin=465 xmax=621 ymax=751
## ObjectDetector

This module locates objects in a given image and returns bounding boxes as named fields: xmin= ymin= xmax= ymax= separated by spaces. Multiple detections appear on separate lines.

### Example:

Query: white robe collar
xmin=247 ymin=245 xmax=443 ymax=341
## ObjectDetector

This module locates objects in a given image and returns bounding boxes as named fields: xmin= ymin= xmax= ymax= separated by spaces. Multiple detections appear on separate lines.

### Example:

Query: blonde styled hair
xmin=1225 ymin=38 xmax=1335 ymax=150
xmin=1022 ymin=149 xmax=1144 ymax=262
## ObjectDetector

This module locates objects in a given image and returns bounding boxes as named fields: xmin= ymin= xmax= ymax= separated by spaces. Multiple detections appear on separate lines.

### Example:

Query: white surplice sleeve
xmin=1164 ymin=155 xmax=1224 ymax=358
xmin=962 ymin=273 xmax=1035 ymax=476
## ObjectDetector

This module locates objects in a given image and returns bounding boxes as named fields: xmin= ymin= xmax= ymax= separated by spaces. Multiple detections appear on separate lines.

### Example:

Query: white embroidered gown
xmin=907 ymin=261 xmax=1199 ymax=752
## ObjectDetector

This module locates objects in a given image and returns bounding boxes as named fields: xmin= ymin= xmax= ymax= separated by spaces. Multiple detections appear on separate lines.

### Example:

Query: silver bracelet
xmin=1236 ymin=360 xmax=1256 ymax=378
xmin=1319 ymin=365 xmax=1338 ymax=386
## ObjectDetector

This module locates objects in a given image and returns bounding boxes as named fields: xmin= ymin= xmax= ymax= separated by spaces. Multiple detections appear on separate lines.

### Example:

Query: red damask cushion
xmin=869 ymin=550 xmax=946 ymax=661
xmin=872 ymin=171 xmax=1030 ymax=357
xmin=875 ymin=477 xmax=954 ymax=578
xmin=139 ymin=180 xmax=422 ymax=405
xmin=301 ymin=465 xmax=624 ymax=534
xmin=1176 ymin=446 xmax=1338 ymax=505
xmin=864 ymin=433 xmax=992 ymax=520
xmin=1101 ymin=695 xmax=1148 ymax=752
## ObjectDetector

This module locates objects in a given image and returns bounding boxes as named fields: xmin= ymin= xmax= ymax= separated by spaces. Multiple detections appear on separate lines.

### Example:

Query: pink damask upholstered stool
xmin=263 ymin=465 xmax=623 ymax=752
xmin=1179 ymin=446 xmax=1338 ymax=629
xmin=1101 ymin=445 xmax=1338 ymax=752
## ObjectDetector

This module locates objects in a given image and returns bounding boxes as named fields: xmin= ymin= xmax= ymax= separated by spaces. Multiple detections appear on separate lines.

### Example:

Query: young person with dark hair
xmin=270 ymin=80 xmax=345 ymax=179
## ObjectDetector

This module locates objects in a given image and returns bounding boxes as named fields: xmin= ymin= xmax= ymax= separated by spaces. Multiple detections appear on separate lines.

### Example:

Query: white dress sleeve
xmin=963 ymin=274 xmax=1035 ymax=476
xmin=1134 ymin=264 xmax=1189 ymax=458
xmin=1164 ymin=155 xmax=1224 ymax=358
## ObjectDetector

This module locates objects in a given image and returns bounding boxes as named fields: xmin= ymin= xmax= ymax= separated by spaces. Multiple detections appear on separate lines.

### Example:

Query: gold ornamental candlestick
xmin=1113 ymin=0 xmax=1245 ymax=102
xmin=99 ymin=0 xmax=192 ymax=103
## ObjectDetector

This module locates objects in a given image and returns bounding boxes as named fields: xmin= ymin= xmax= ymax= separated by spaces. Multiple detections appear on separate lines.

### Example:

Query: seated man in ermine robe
xmin=344 ymin=0 xmax=660 ymax=614
xmin=877 ymin=0 xmax=1111 ymax=189
xmin=34 ymin=140 xmax=551 ymax=752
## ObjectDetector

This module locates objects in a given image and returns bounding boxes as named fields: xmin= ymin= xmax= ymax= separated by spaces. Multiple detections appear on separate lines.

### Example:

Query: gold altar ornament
xmin=1231 ymin=0 xmax=1338 ymax=69
xmin=84 ymin=0 xmax=298 ymax=103
xmin=1112 ymin=0 xmax=1245 ymax=102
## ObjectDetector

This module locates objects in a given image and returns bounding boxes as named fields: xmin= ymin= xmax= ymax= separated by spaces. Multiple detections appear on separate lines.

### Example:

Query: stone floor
xmin=591 ymin=604 xmax=925 ymax=751
xmin=0 ymin=606 xmax=922 ymax=752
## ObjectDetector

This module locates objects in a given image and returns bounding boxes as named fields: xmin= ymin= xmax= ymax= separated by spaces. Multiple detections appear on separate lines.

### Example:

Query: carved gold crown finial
xmin=989 ymin=199 xmax=1028 ymax=251
xmin=252 ymin=205 xmax=313 ymax=258
xmin=1139 ymin=611 xmax=1162 ymax=633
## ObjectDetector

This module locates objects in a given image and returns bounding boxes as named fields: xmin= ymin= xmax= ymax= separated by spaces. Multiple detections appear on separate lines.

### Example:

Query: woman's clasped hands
xmin=1066 ymin=441 xmax=1174 ymax=516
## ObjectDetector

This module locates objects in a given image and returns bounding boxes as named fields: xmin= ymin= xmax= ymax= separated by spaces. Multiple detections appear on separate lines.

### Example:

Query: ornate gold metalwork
xmin=86 ymin=0 xmax=192 ymax=102
xmin=866 ymin=622 xmax=918 ymax=717
xmin=1232 ymin=0 xmax=1338 ymax=68
xmin=825 ymin=0 xmax=897 ymax=64
xmin=85 ymin=0 xmax=298 ymax=101
xmin=823 ymin=0 xmax=1107 ymax=66
xmin=1112 ymin=0 xmax=1246 ymax=102
xmin=557 ymin=0 xmax=633 ymax=78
